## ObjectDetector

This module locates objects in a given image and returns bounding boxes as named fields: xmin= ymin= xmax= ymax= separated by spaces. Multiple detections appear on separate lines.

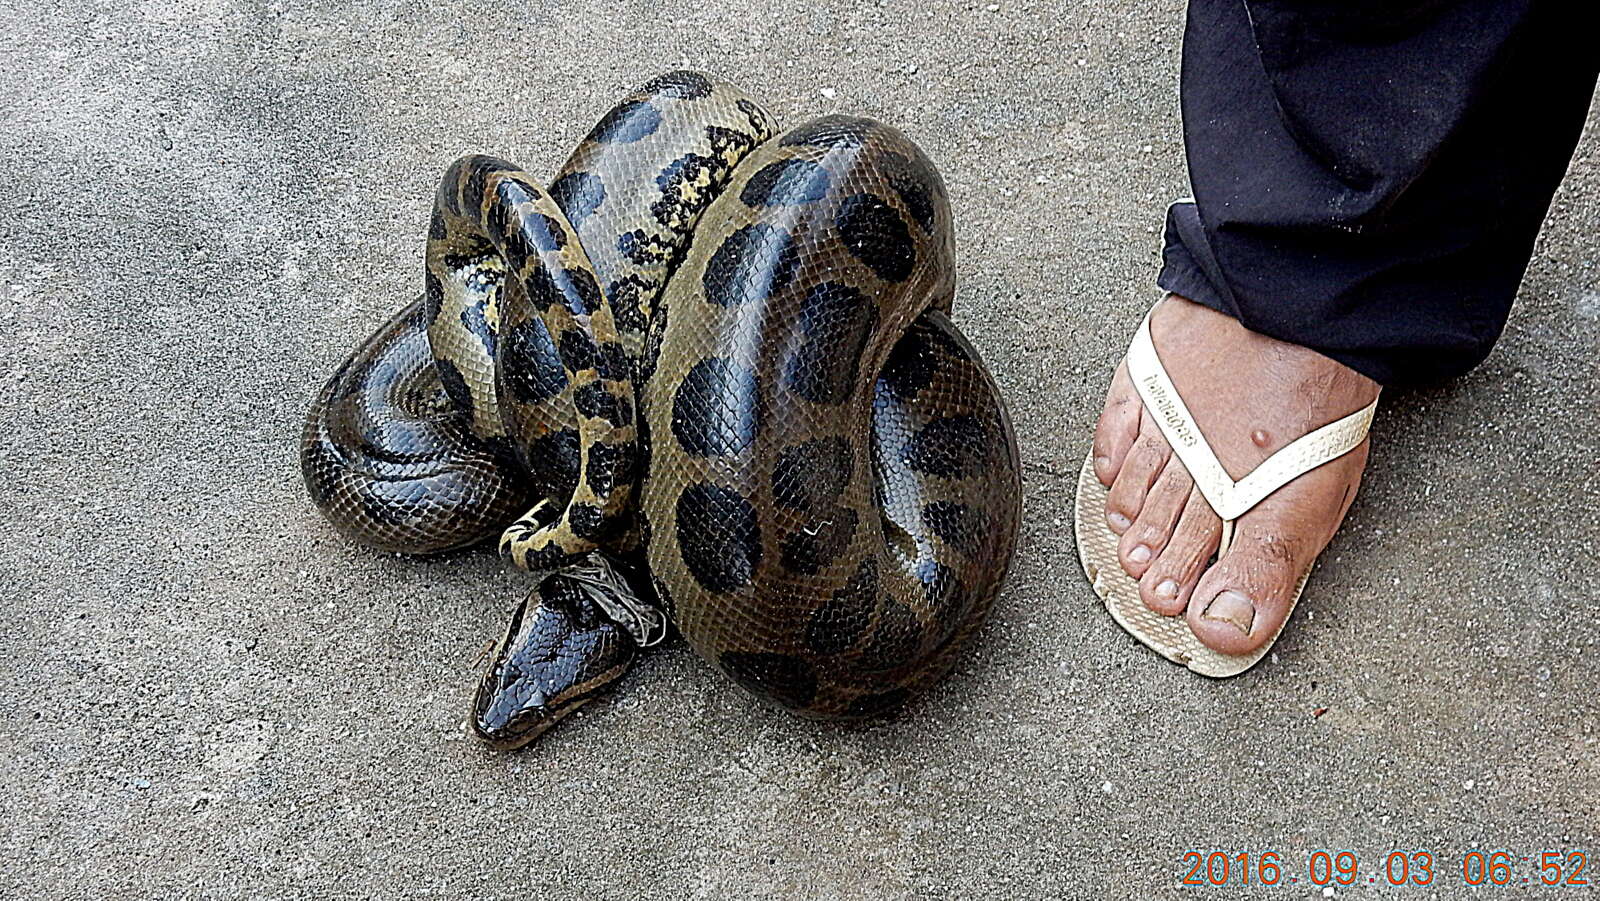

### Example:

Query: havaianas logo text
xmin=1141 ymin=374 xmax=1198 ymax=448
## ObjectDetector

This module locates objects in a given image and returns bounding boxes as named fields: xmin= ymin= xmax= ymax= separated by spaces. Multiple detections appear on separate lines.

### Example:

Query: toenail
xmin=1128 ymin=545 xmax=1151 ymax=564
xmin=1202 ymin=590 xmax=1256 ymax=635
xmin=1155 ymin=579 xmax=1179 ymax=599
xmin=1107 ymin=512 xmax=1131 ymax=531
xmin=1095 ymin=455 xmax=1110 ymax=471
xmin=1251 ymin=429 xmax=1271 ymax=448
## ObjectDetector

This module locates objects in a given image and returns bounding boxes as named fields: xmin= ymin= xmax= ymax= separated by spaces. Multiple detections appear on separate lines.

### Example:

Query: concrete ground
xmin=3 ymin=1 xmax=1596 ymax=897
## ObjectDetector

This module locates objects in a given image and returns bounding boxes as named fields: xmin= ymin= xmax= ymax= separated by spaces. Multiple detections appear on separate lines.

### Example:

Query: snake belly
xmin=301 ymin=72 xmax=1021 ymax=724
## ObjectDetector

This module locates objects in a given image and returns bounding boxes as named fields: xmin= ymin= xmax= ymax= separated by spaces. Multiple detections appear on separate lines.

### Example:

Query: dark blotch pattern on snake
xmin=300 ymin=72 xmax=1021 ymax=747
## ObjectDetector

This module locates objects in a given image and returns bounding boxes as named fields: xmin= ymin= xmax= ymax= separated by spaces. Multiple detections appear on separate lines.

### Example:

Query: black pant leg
xmin=1159 ymin=0 xmax=1600 ymax=386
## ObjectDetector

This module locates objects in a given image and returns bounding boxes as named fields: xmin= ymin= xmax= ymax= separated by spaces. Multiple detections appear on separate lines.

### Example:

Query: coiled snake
xmin=301 ymin=72 xmax=1021 ymax=748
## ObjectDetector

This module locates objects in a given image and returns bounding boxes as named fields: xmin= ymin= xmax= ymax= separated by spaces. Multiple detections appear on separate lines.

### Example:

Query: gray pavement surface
xmin=3 ymin=1 xmax=1597 ymax=898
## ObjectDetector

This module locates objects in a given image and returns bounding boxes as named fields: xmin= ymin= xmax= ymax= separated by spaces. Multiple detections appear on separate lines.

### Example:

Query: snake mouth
xmin=470 ymin=559 xmax=652 ymax=750
xmin=471 ymin=691 xmax=595 ymax=752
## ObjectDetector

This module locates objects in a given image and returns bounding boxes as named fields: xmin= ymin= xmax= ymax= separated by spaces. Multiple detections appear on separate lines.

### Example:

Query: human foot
xmin=1089 ymin=295 xmax=1379 ymax=656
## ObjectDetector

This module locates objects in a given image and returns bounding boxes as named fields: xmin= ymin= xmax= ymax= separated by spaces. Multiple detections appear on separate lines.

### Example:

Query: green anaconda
xmin=301 ymin=71 xmax=1021 ymax=748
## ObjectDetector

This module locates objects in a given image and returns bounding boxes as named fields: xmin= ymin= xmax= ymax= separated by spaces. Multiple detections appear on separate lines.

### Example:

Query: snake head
xmin=471 ymin=557 xmax=659 ymax=750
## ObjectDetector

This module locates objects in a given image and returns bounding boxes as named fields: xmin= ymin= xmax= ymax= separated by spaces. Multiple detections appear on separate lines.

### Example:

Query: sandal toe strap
xmin=1125 ymin=309 xmax=1378 ymax=530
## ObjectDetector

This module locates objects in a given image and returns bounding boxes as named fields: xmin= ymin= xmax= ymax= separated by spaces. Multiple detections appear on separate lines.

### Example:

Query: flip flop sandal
xmin=1074 ymin=306 xmax=1378 ymax=677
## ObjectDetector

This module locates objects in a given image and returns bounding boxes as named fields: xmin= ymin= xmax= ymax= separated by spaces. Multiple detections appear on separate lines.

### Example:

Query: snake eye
xmin=522 ymin=685 xmax=547 ymax=710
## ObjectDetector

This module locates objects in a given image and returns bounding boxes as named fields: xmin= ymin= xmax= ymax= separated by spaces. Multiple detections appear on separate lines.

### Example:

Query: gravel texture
xmin=3 ymin=1 xmax=1596 ymax=897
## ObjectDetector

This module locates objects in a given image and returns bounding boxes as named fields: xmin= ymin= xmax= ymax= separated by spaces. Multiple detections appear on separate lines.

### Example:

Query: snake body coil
xmin=301 ymin=72 xmax=1021 ymax=745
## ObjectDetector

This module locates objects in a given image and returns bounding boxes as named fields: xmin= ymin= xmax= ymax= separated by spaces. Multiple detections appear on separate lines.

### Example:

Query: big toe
xmin=1185 ymin=531 xmax=1311 ymax=656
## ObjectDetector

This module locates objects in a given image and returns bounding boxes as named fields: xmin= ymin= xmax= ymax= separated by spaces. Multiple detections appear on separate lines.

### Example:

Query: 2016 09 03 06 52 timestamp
xmin=1179 ymin=849 xmax=1590 ymax=888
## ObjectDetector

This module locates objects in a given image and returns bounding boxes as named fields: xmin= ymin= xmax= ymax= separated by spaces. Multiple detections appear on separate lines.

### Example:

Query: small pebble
xmin=819 ymin=87 xmax=837 ymax=99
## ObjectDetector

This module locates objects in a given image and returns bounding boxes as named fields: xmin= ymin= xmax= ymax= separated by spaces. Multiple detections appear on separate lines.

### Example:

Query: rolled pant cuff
xmin=1156 ymin=200 xmax=1406 ymax=387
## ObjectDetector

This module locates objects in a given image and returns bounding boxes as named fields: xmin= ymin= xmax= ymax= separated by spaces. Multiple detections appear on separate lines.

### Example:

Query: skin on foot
xmin=1090 ymin=295 xmax=1379 ymax=656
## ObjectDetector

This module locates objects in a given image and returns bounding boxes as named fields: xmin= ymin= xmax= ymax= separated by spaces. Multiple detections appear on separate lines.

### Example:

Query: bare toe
xmin=1186 ymin=531 xmax=1309 ymax=656
xmin=1185 ymin=445 xmax=1367 ymax=655
xmin=1137 ymin=485 xmax=1221 ymax=616
xmin=1105 ymin=410 xmax=1172 ymax=534
xmin=1091 ymin=362 xmax=1140 ymax=487
xmin=1118 ymin=456 xmax=1191 ymax=579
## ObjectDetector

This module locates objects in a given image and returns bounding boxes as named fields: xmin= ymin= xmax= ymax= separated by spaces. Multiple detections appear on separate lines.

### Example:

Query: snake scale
xmin=301 ymin=72 xmax=1021 ymax=748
